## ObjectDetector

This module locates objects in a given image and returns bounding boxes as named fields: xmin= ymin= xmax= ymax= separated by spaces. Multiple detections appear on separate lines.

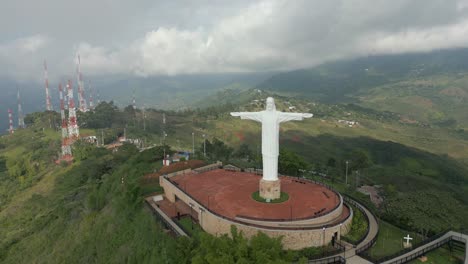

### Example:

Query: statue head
xmin=266 ymin=97 xmax=276 ymax=111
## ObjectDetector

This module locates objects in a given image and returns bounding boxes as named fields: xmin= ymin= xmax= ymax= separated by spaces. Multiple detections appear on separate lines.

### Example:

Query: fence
xmin=144 ymin=200 xmax=187 ymax=237
xmin=192 ymin=161 xmax=223 ymax=173
xmin=307 ymin=256 xmax=346 ymax=264
xmin=359 ymin=231 xmax=466 ymax=263
xmin=341 ymin=195 xmax=378 ymax=250
xmin=376 ymin=237 xmax=452 ymax=264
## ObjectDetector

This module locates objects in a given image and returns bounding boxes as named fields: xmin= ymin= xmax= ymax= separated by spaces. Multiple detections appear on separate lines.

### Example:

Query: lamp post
xmin=322 ymin=227 xmax=326 ymax=245
xmin=345 ymin=161 xmax=349 ymax=185
xmin=192 ymin=132 xmax=195 ymax=155
xmin=203 ymin=134 xmax=206 ymax=157
xmin=322 ymin=227 xmax=326 ymax=256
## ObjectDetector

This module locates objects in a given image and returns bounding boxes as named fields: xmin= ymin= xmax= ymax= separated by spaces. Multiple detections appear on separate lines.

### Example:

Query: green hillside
xmin=256 ymin=48 xmax=468 ymax=127
xmin=1 ymin=95 xmax=467 ymax=263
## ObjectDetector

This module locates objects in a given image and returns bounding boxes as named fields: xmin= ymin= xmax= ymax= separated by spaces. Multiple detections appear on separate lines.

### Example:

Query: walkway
xmin=309 ymin=198 xmax=379 ymax=264
xmin=145 ymin=197 xmax=188 ymax=237
xmin=381 ymin=231 xmax=467 ymax=264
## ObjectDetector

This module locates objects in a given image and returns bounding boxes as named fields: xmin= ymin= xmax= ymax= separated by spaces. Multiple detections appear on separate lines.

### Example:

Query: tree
xmin=349 ymin=150 xmax=371 ymax=171
xmin=79 ymin=101 xmax=122 ymax=128
xmin=278 ymin=148 xmax=309 ymax=176
xmin=326 ymin=157 xmax=336 ymax=168
xmin=202 ymin=138 xmax=233 ymax=161
xmin=234 ymin=143 xmax=253 ymax=160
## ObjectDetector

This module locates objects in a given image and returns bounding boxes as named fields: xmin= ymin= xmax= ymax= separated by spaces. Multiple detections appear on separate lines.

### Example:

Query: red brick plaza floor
xmin=171 ymin=169 xmax=341 ymax=220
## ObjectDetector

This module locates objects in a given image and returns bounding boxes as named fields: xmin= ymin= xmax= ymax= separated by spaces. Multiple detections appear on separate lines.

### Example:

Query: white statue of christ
xmin=231 ymin=97 xmax=312 ymax=181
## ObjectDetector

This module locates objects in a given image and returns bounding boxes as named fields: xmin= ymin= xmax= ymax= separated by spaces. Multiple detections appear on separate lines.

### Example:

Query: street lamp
xmin=192 ymin=132 xmax=195 ymax=155
xmin=345 ymin=161 xmax=349 ymax=185
xmin=322 ymin=227 xmax=326 ymax=256
xmin=322 ymin=227 xmax=326 ymax=245
xmin=203 ymin=134 xmax=206 ymax=157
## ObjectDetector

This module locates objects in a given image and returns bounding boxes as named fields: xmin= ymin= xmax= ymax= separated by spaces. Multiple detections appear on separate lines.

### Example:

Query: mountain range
xmin=2 ymin=47 xmax=468 ymax=132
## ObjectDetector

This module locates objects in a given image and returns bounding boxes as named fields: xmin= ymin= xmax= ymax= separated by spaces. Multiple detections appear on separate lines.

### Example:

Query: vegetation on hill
xmin=1 ymin=79 xmax=467 ymax=263
xmin=256 ymin=48 xmax=468 ymax=128
xmin=75 ymin=99 xmax=468 ymax=236
xmin=1 ymin=124 xmax=317 ymax=263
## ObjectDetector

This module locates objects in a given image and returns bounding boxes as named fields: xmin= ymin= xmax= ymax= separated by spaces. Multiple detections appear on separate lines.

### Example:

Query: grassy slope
xmin=0 ymin=128 xmax=178 ymax=263
xmin=368 ymin=221 xmax=423 ymax=259
xmin=359 ymin=73 xmax=468 ymax=127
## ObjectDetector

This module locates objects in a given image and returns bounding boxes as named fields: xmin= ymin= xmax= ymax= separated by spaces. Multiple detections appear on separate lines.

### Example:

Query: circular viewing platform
xmin=170 ymin=169 xmax=349 ymax=228
xmin=160 ymin=168 xmax=353 ymax=249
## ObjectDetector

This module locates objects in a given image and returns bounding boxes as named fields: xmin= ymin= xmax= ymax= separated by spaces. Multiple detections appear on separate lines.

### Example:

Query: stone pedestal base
xmin=403 ymin=242 xmax=412 ymax=249
xmin=259 ymin=179 xmax=281 ymax=200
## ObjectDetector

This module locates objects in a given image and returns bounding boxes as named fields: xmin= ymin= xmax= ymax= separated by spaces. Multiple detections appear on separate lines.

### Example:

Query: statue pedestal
xmin=259 ymin=179 xmax=281 ymax=200
xmin=403 ymin=242 xmax=412 ymax=249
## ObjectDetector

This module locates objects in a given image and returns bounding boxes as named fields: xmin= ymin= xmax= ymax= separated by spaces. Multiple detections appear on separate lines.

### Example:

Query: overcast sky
xmin=2 ymin=0 xmax=468 ymax=82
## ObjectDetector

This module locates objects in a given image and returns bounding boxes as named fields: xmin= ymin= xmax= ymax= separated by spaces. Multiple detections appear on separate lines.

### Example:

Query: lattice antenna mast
xmin=59 ymin=83 xmax=72 ymax=157
xmin=96 ymin=89 xmax=101 ymax=104
xmin=8 ymin=109 xmax=14 ymax=134
xmin=143 ymin=104 xmax=147 ymax=131
xmin=76 ymin=54 xmax=88 ymax=112
xmin=67 ymin=80 xmax=80 ymax=138
xmin=17 ymin=86 xmax=25 ymax=128
xmin=44 ymin=60 xmax=53 ymax=111
xmin=88 ymin=81 xmax=94 ymax=110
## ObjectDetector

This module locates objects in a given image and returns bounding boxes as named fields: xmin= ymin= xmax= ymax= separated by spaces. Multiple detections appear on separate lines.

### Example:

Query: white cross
xmin=404 ymin=234 xmax=413 ymax=244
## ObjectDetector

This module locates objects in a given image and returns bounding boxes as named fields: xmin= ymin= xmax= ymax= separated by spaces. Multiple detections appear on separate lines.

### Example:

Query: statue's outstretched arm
xmin=230 ymin=112 xmax=262 ymax=122
xmin=278 ymin=112 xmax=313 ymax=123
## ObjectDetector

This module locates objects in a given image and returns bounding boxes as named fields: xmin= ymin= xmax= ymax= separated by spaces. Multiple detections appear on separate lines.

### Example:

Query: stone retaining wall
xmin=161 ymin=176 xmax=352 ymax=250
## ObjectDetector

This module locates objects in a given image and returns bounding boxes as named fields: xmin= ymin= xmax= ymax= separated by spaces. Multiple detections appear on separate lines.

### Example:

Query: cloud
xmin=0 ymin=35 xmax=49 ymax=54
xmin=0 ymin=35 xmax=50 ymax=80
xmin=2 ymin=0 xmax=468 ymax=80
xmin=359 ymin=19 xmax=468 ymax=54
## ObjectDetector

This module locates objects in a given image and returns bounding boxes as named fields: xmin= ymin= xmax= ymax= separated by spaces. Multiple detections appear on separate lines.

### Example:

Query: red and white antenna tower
xmin=17 ymin=87 xmax=25 ymax=128
xmin=8 ymin=109 xmax=14 ymax=134
xmin=43 ymin=60 xmax=53 ymax=111
xmin=88 ymin=81 xmax=94 ymax=110
xmin=97 ymin=89 xmax=101 ymax=104
xmin=67 ymin=80 xmax=80 ymax=138
xmin=59 ymin=83 xmax=72 ymax=158
xmin=76 ymin=54 xmax=88 ymax=112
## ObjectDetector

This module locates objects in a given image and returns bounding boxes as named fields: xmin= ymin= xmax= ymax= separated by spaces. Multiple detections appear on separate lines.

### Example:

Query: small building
xmin=82 ymin=136 xmax=98 ymax=144
xmin=172 ymin=151 xmax=190 ymax=162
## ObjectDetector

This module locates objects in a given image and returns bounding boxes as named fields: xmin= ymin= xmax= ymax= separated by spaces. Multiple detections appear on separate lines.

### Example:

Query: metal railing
xmin=341 ymin=195 xmax=378 ymax=250
xmin=163 ymin=176 xmax=351 ymax=231
xmin=144 ymin=200 xmax=187 ymax=237
xmin=307 ymin=256 xmax=346 ymax=264
xmin=359 ymin=231 xmax=466 ymax=263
